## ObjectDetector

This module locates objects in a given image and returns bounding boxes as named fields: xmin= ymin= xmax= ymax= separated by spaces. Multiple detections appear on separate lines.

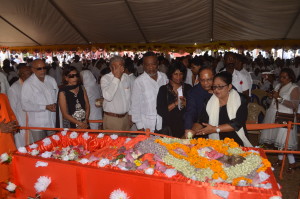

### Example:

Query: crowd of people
xmin=0 ymin=50 xmax=299 ymax=174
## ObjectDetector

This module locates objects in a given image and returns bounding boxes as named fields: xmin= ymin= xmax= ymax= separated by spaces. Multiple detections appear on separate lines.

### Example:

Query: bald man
xmin=8 ymin=65 xmax=34 ymax=147
xmin=21 ymin=59 xmax=58 ymax=142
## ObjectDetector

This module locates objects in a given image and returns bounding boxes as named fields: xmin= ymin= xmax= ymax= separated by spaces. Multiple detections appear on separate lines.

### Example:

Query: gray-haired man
xmin=100 ymin=56 xmax=132 ymax=130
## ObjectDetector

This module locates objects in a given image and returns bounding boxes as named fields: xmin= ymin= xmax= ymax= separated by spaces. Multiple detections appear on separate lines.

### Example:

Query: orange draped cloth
xmin=0 ymin=94 xmax=17 ymax=198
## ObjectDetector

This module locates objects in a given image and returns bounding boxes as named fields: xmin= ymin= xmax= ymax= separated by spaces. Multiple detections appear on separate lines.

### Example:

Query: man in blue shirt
xmin=184 ymin=67 xmax=214 ymax=130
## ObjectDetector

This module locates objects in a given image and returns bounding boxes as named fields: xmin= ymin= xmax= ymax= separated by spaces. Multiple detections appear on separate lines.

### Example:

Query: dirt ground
xmin=248 ymin=134 xmax=300 ymax=199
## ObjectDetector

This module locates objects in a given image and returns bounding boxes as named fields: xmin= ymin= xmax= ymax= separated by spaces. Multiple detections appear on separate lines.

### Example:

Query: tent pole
xmin=124 ymin=0 xmax=148 ymax=43
xmin=210 ymin=0 xmax=215 ymax=42
xmin=283 ymin=8 xmax=300 ymax=39
xmin=0 ymin=16 xmax=41 ymax=46
xmin=48 ymin=0 xmax=90 ymax=44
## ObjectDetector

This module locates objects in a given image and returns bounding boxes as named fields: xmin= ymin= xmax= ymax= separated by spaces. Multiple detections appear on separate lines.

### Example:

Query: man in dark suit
xmin=184 ymin=67 xmax=214 ymax=130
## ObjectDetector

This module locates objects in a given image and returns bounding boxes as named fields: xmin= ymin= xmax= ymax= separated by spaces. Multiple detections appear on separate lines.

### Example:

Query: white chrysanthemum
xmin=0 ymin=153 xmax=9 ymax=162
xmin=29 ymin=143 xmax=38 ymax=149
xmin=109 ymin=189 xmax=129 ymax=199
xmin=35 ymin=161 xmax=48 ymax=167
xmin=41 ymin=151 xmax=52 ymax=158
xmin=259 ymin=183 xmax=272 ymax=189
xmin=237 ymin=180 xmax=247 ymax=186
xmin=34 ymin=176 xmax=51 ymax=193
xmin=68 ymin=152 xmax=77 ymax=160
xmin=187 ymin=131 xmax=193 ymax=139
xmin=97 ymin=133 xmax=104 ymax=138
xmin=98 ymin=158 xmax=110 ymax=167
xmin=212 ymin=189 xmax=229 ymax=199
xmin=18 ymin=147 xmax=27 ymax=153
xmin=52 ymin=135 xmax=60 ymax=141
xmin=258 ymin=171 xmax=270 ymax=183
xmin=62 ymin=155 xmax=70 ymax=161
xmin=269 ymin=196 xmax=282 ymax=199
xmin=30 ymin=149 xmax=39 ymax=156
xmin=70 ymin=131 xmax=78 ymax=139
xmin=78 ymin=158 xmax=89 ymax=164
xmin=61 ymin=130 xmax=67 ymax=136
xmin=164 ymin=169 xmax=177 ymax=178
xmin=125 ymin=138 xmax=131 ymax=143
xmin=82 ymin=132 xmax=90 ymax=140
xmin=6 ymin=182 xmax=16 ymax=192
xmin=145 ymin=168 xmax=154 ymax=175
xmin=110 ymin=134 xmax=118 ymax=140
xmin=42 ymin=138 xmax=51 ymax=146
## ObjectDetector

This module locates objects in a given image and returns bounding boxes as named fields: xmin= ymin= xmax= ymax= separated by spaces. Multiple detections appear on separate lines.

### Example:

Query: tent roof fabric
xmin=0 ymin=0 xmax=299 ymax=47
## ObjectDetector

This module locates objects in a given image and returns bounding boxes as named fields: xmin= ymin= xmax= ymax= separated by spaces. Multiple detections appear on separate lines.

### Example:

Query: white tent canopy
xmin=0 ymin=0 xmax=299 ymax=47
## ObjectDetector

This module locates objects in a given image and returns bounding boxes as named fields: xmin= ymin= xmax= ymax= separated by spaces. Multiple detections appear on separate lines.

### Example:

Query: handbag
xmin=274 ymin=97 xmax=300 ymax=125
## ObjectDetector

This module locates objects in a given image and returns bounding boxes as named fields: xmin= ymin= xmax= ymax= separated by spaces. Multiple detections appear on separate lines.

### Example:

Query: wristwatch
xmin=216 ymin=126 xmax=221 ymax=133
xmin=277 ymin=97 xmax=284 ymax=104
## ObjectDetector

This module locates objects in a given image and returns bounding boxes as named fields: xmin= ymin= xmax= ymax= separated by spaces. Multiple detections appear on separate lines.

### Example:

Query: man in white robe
xmin=0 ymin=71 xmax=9 ymax=94
xmin=130 ymin=52 xmax=168 ymax=132
xmin=48 ymin=62 xmax=63 ymax=86
xmin=8 ymin=65 xmax=33 ymax=147
xmin=21 ymin=59 xmax=58 ymax=142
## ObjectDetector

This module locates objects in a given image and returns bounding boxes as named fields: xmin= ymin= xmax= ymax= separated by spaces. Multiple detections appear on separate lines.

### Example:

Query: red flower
xmin=240 ymin=81 xmax=243 ymax=85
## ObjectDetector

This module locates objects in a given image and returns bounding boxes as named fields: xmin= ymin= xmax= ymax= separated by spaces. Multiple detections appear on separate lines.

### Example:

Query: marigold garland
xmin=155 ymin=137 xmax=271 ymax=182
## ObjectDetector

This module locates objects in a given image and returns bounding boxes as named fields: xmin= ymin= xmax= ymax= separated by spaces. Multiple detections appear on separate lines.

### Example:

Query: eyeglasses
xmin=67 ymin=73 xmax=80 ymax=78
xmin=34 ymin=67 xmax=47 ymax=71
xmin=212 ymin=85 xmax=228 ymax=90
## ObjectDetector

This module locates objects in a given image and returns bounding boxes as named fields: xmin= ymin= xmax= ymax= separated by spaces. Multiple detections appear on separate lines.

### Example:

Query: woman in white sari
xmin=260 ymin=68 xmax=299 ymax=172
xmin=81 ymin=70 xmax=103 ymax=129
xmin=186 ymin=71 xmax=252 ymax=147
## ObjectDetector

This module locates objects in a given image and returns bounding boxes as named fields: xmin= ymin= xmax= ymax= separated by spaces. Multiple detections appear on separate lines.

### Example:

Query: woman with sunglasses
xmin=57 ymin=66 xmax=90 ymax=129
xmin=260 ymin=68 xmax=299 ymax=172
xmin=185 ymin=71 xmax=252 ymax=147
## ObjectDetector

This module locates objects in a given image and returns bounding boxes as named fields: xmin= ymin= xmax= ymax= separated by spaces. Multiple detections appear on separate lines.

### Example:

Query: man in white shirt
xmin=101 ymin=56 xmax=131 ymax=131
xmin=48 ymin=61 xmax=63 ymax=86
xmin=70 ymin=55 xmax=83 ymax=72
xmin=8 ymin=65 xmax=33 ymax=147
xmin=0 ymin=71 xmax=9 ymax=94
xmin=21 ymin=59 xmax=58 ymax=142
xmin=235 ymin=54 xmax=252 ymax=97
xmin=223 ymin=52 xmax=250 ymax=98
xmin=130 ymin=52 xmax=168 ymax=132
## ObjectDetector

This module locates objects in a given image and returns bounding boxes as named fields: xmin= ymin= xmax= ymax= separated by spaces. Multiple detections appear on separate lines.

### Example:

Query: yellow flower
xmin=134 ymin=160 xmax=142 ymax=166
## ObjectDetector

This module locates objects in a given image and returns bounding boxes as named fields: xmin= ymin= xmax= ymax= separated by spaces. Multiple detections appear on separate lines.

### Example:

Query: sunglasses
xmin=67 ymin=73 xmax=80 ymax=78
xmin=34 ymin=67 xmax=47 ymax=71
xmin=212 ymin=85 xmax=228 ymax=90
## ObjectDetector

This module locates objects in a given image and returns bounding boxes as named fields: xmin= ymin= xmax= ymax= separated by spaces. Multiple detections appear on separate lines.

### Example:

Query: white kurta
xmin=0 ymin=72 xmax=10 ymax=94
xmin=260 ymin=82 xmax=299 ymax=150
xmin=130 ymin=71 xmax=168 ymax=132
xmin=8 ymin=80 xmax=33 ymax=147
xmin=21 ymin=74 xmax=58 ymax=128
xmin=81 ymin=70 xmax=102 ymax=129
